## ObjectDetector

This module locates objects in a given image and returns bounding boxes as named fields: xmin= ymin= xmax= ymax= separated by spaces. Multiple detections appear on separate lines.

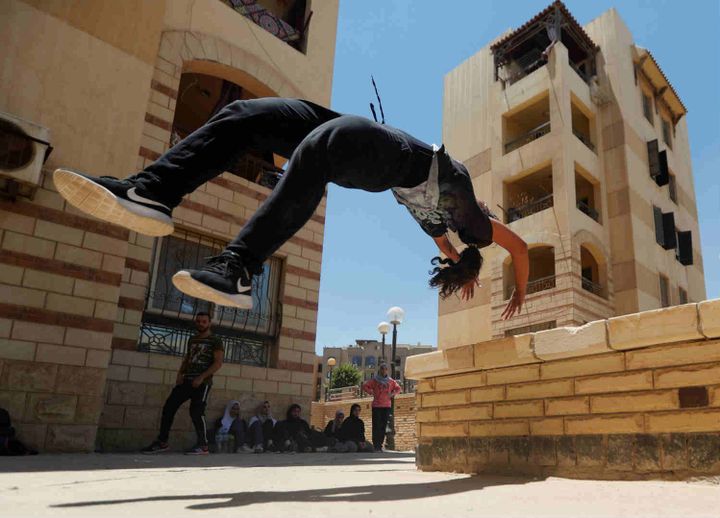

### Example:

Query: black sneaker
xmin=141 ymin=440 xmax=169 ymax=454
xmin=185 ymin=444 xmax=209 ymax=455
xmin=53 ymin=168 xmax=174 ymax=237
xmin=171 ymin=251 xmax=253 ymax=309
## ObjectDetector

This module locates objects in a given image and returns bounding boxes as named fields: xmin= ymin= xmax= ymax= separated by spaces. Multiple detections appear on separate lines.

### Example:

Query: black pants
xmin=158 ymin=380 xmax=211 ymax=446
xmin=131 ymin=97 xmax=433 ymax=273
xmin=248 ymin=419 xmax=275 ymax=448
xmin=372 ymin=407 xmax=391 ymax=450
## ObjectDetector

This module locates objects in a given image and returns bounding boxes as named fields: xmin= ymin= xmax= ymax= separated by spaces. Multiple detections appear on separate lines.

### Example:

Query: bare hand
xmin=460 ymin=277 xmax=480 ymax=301
xmin=501 ymin=289 xmax=525 ymax=320
xmin=191 ymin=377 xmax=204 ymax=388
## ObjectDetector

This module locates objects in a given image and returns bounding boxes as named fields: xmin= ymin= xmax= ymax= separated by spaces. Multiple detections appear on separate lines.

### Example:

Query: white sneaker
xmin=254 ymin=445 xmax=264 ymax=453
xmin=315 ymin=446 xmax=328 ymax=453
xmin=241 ymin=445 xmax=253 ymax=453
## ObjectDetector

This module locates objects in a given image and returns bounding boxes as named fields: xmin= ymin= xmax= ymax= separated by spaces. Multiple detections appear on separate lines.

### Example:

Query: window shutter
xmin=677 ymin=230 xmax=693 ymax=265
xmin=647 ymin=139 xmax=660 ymax=178
xmin=661 ymin=212 xmax=676 ymax=250
xmin=655 ymin=150 xmax=669 ymax=186
xmin=653 ymin=206 xmax=664 ymax=246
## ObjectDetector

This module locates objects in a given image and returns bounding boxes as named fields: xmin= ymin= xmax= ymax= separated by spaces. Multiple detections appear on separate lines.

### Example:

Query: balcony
xmin=573 ymin=129 xmax=595 ymax=152
xmin=508 ymin=194 xmax=554 ymax=223
xmin=576 ymin=200 xmax=599 ymax=222
xmin=504 ymin=164 xmax=554 ymax=223
xmin=504 ymin=121 xmax=551 ymax=154
xmin=581 ymin=277 xmax=603 ymax=297
xmin=503 ymin=93 xmax=550 ymax=155
xmin=504 ymin=245 xmax=556 ymax=299
xmin=571 ymin=97 xmax=596 ymax=153
xmin=221 ymin=0 xmax=309 ymax=51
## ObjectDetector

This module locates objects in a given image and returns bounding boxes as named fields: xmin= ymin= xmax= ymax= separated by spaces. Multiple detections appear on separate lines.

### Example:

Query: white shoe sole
xmin=172 ymin=270 xmax=253 ymax=309
xmin=53 ymin=168 xmax=174 ymax=237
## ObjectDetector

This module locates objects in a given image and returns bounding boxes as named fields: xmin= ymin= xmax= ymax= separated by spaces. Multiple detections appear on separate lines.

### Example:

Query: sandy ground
xmin=1 ymin=452 xmax=718 ymax=518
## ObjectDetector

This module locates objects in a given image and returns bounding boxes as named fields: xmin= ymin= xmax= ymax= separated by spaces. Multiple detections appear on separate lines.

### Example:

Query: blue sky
xmin=315 ymin=0 xmax=720 ymax=353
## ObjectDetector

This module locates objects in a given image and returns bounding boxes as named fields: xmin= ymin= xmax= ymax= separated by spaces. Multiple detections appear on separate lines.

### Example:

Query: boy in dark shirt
xmin=141 ymin=312 xmax=224 ymax=455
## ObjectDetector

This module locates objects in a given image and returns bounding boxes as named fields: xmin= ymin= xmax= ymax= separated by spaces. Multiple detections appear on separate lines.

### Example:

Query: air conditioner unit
xmin=0 ymin=111 xmax=52 ymax=199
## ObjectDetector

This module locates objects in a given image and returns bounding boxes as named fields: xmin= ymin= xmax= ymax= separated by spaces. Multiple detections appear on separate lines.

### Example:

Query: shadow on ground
xmin=1 ymin=450 xmax=417 ymax=473
xmin=52 ymin=475 xmax=531 ymax=510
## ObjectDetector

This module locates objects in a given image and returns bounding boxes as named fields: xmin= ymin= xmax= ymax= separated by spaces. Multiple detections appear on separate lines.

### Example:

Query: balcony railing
xmin=576 ymin=200 xmax=600 ymax=222
xmin=504 ymin=121 xmax=551 ymax=153
xmin=506 ymin=274 xmax=556 ymax=299
xmin=222 ymin=0 xmax=307 ymax=49
xmin=507 ymin=194 xmax=554 ymax=223
xmin=503 ymin=49 xmax=546 ymax=87
xmin=573 ymin=129 xmax=596 ymax=152
xmin=581 ymin=277 xmax=604 ymax=298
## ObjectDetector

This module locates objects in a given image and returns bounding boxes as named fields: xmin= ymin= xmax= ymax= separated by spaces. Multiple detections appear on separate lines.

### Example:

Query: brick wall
xmin=1 ymin=22 xmax=331 ymax=452
xmin=97 ymin=349 xmax=312 ymax=451
xmin=0 ymin=173 xmax=126 ymax=451
xmin=309 ymin=393 xmax=417 ymax=451
xmin=410 ymin=299 xmax=720 ymax=478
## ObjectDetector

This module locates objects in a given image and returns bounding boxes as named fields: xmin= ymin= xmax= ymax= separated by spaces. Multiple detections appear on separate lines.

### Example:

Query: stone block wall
xmin=1 ymin=0 xmax=337 ymax=452
xmin=408 ymin=299 xmax=720 ymax=478
xmin=309 ymin=393 xmax=417 ymax=451
xmin=97 ymin=349 xmax=314 ymax=451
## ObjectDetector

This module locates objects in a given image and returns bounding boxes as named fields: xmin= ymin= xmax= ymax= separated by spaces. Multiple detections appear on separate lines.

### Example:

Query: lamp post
xmin=377 ymin=321 xmax=390 ymax=363
xmin=385 ymin=306 xmax=404 ymax=450
xmin=325 ymin=356 xmax=337 ymax=401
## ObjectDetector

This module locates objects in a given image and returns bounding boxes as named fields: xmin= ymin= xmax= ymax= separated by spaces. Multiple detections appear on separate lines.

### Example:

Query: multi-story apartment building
xmin=320 ymin=340 xmax=435 ymax=393
xmin=439 ymin=1 xmax=705 ymax=347
xmin=0 ymin=0 xmax=338 ymax=451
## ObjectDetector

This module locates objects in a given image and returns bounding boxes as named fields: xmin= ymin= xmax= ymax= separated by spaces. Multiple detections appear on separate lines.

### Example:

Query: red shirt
xmin=362 ymin=378 xmax=402 ymax=408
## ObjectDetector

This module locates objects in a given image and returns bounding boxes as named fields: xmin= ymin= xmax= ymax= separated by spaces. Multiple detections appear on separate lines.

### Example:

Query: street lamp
xmin=385 ymin=306 xmax=404 ymax=450
xmin=377 ymin=321 xmax=390 ymax=363
xmin=325 ymin=356 xmax=337 ymax=400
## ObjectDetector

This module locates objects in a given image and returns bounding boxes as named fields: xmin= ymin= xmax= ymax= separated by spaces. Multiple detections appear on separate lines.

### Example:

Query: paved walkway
xmin=1 ymin=452 xmax=718 ymax=517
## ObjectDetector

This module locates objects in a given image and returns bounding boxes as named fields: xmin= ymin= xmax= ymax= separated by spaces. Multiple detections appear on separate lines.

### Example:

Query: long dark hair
xmin=428 ymin=246 xmax=483 ymax=299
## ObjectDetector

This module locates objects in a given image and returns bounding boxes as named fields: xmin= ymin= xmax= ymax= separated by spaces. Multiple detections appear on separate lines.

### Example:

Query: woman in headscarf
xmin=212 ymin=400 xmax=250 ymax=452
xmin=362 ymin=363 xmax=401 ymax=451
xmin=323 ymin=409 xmax=345 ymax=448
xmin=335 ymin=403 xmax=374 ymax=453
xmin=247 ymin=400 xmax=277 ymax=453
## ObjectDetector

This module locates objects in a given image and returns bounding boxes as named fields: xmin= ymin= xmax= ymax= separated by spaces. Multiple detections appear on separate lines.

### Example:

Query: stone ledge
xmin=608 ymin=304 xmax=704 ymax=351
xmin=699 ymin=298 xmax=720 ymax=338
xmin=534 ymin=320 xmax=610 ymax=360
xmin=405 ymin=345 xmax=474 ymax=379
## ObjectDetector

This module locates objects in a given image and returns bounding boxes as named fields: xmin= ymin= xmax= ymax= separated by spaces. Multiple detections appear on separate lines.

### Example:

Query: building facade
xmin=439 ymin=1 xmax=705 ymax=348
xmin=0 ymin=0 xmax=338 ymax=451
xmin=320 ymin=340 xmax=435 ymax=395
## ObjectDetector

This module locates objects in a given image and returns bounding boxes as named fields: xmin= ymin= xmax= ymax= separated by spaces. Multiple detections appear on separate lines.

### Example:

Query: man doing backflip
xmin=53 ymin=98 xmax=528 ymax=317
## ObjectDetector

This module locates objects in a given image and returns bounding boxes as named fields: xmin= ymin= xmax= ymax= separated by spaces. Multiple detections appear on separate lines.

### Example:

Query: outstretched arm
xmin=432 ymin=234 xmax=460 ymax=262
xmin=490 ymin=219 xmax=529 ymax=319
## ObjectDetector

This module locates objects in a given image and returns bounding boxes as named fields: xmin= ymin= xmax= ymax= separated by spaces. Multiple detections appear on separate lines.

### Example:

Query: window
xmin=662 ymin=119 xmax=673 ymax=149
xmin=647 ymin=139 xmax=669 ymax=186
xmin=653 ymin=206 xmax=676 ymax=250
xmin=668 ymin=173 xmax=677 ymax=203
xmin=659 ymin=275 xmax=669 ymax=308
xmin=676 ymin=230 xmax=693 ymax=266
xmin=679 ymin=287 xmax=688 ymax=305
xmin=140 ymin=228 xmax=282 ymax=366
xmin=365 ymin=356 xmax=377 ymax=368
xmin=642 ymin=93 xmax=654 ymax=124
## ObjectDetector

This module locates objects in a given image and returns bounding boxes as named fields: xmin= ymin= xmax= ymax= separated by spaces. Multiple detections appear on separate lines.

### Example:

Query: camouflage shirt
xmin=183 ymin=335 xmax=224 ymax=382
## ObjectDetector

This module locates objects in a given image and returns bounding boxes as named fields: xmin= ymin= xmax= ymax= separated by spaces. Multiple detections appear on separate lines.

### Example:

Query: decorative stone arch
xmin=136 ymin=30 xmax=304 ymax=166
xmin=574 ymin=229 xmax=610 ymax=298
xmin=502 ymin=242 xmax=556 ymax=299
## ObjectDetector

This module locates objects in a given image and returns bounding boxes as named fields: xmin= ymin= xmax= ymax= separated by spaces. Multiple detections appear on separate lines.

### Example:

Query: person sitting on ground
xmin=274 ymin=403 xmax=328 ymax=453
xmin=334 ymin=403 xmax=374 ymax=453
xmin=246 ymin=400 xmax=277 ymax=453
xmin=212 ymin=400 xmax=251 ymax=453
xmin=323 ymin=409 xmax=345 ymax=448
xmin=362 ymin=363 xmax=402 ymax=451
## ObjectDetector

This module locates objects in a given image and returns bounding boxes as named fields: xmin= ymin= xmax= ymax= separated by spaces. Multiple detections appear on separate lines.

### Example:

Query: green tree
xmin=329 ymin=363 xmax=362 ymax=389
